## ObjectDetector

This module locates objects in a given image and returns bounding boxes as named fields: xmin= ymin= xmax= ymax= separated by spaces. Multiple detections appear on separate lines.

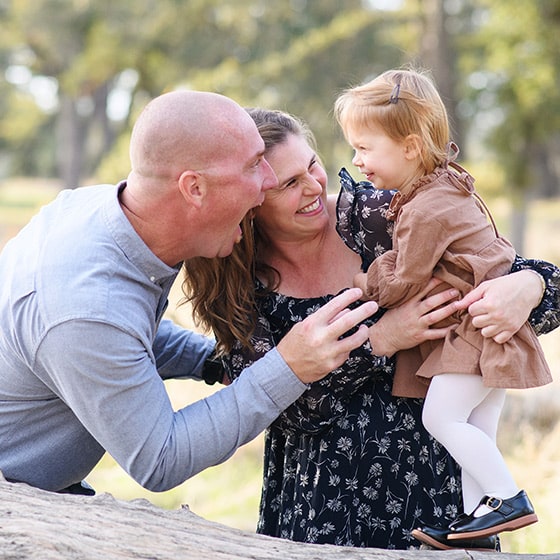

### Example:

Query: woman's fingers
xmin=368 ymin=280 xmax=460 ymax=356
xmin=455 ymin=272 xmax=540 ymax=343
xmin=420 ymin=299 xmax=458 ymax=327
xmin=416 ymin=280 xmax=459 ymax=324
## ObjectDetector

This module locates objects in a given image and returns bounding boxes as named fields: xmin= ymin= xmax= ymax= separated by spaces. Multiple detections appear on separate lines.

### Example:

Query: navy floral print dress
xmin=221 ymin=168 xmax=560 ymax=549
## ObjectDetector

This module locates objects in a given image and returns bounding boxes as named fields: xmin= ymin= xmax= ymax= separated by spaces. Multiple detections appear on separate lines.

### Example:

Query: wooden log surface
xmin=0 ymin=475 xmax=557 ymax=560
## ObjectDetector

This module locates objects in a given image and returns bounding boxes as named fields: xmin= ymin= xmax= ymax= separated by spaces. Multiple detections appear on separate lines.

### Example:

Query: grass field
xmin=1 ymin=178 xmax=560 ymax=553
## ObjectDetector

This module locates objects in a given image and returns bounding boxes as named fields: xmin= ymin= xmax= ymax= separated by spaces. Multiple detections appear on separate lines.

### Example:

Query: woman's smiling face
xmin=254 ymin=133 xmax=329 ymax=241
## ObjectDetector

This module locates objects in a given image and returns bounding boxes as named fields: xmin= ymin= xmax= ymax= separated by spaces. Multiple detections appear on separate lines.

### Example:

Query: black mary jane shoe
xmin=447 ymin=489 xmax=538 ymax=540
xmin=412 ymin=524 xmax=498 ymax=551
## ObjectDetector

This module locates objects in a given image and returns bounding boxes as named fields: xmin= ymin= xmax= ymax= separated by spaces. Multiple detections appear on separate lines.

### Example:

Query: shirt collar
xmin=103 ymin=181 xmax=180 ymax=285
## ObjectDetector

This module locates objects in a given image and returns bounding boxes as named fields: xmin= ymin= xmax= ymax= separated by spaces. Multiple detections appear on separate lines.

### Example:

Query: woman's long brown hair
xmin=182 ymin=108 xmax=316 ymax=355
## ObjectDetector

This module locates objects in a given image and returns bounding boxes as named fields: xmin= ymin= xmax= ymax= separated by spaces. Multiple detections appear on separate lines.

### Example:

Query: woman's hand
xmin=455 ymin=270 xmax=544 ymax=343
xmin=369 ymin=278 xmax=459 ymax=357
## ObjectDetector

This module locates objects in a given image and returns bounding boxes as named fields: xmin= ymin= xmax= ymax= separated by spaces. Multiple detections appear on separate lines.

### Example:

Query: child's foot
xmin=447 ymin=489 xmax=538 ymax=540
xmin=412 ymin=523 xmax=499 ymax=551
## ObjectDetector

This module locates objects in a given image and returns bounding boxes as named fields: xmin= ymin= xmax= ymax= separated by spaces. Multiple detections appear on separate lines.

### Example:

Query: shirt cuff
xmin=244 ymin=348 xmax=308 ymax=411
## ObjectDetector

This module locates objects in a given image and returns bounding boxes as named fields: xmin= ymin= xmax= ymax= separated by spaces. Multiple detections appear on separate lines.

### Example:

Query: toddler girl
xmin=334 ymin=67 xmax=552 ymax=549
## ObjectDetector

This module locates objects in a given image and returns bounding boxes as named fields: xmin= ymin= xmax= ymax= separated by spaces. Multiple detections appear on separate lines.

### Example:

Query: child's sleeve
xmin=366 ymin=207 xmax=450 ymax=308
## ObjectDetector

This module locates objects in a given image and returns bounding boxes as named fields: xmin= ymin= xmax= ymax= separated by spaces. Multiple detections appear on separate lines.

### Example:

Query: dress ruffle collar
xmin=387 ymin=142 xmax=476 ymax=221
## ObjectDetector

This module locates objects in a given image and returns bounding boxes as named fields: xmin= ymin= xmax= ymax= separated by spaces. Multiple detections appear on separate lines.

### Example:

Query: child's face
xmin=346 ymin=123 xmax=420 ymax=191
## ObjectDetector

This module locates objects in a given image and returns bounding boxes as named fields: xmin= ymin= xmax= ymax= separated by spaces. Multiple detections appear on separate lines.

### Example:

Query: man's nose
xmin=261 ymin=158 xmax=278 ymax=191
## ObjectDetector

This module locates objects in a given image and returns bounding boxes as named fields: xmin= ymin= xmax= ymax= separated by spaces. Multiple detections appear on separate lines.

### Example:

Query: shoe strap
xmin=483 ymin=495 xmax=514 ymax=515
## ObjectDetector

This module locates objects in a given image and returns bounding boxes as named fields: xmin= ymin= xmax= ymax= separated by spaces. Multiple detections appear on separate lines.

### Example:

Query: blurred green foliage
xmin=1 ymin=0 xmax=558 ymax=212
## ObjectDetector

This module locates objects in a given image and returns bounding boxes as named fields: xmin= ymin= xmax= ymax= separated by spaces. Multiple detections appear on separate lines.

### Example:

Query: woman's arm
xmin=371 ymin=257 xmax=560 ymax=356
xmin=368 ymin=278 xmax=460 ymax=357
xmin=511 ymin=256 xmax=560 ymax=335
xmin=456 ymin=256 xmax=560 ymax=342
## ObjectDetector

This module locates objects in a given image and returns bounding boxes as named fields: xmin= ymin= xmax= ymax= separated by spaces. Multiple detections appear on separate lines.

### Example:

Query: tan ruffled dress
xmin=360 ymin=156 xmax=552 ymax=398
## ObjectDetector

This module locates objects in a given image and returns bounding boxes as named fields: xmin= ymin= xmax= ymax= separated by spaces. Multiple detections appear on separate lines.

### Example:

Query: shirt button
xmin=150 ymin=276 xmax=156 ymax=282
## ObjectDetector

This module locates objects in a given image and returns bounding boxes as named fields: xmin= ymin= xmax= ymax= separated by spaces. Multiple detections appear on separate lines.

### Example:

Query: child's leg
xmin=423 ymin=373 xmax=518 ymax=514
xmin=461 ymin=388 xmax=507 ymax=512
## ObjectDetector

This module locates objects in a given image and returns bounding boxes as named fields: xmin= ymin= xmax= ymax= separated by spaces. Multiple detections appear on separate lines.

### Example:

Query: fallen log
xmin=0 ymin=475 xmax=554 ymax=560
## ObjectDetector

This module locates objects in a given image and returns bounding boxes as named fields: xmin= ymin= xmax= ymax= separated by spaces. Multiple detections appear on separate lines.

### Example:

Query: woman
xmin=182 ymin=108 xmax=560 ymax=550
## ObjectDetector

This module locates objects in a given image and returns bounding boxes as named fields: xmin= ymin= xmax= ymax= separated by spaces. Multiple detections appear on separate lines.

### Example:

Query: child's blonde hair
xmin=334 ymin=68 xmax=449 ymax=173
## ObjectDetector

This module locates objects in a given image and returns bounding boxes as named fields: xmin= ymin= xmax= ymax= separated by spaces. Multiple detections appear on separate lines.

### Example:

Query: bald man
xmin=0 ymin=91 xmax=377 ymax=493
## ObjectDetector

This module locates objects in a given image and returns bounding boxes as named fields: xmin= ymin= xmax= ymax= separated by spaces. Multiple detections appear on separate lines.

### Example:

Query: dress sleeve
xmin=511 ymin=255 xmax=560 ymax=335
xmin=336 ymin=167 xmax=394 ymax=270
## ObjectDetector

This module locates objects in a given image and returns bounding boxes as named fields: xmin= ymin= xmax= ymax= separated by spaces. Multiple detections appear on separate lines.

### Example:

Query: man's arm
xmin=36 ymin=319 xmax=305 ymax=491
xmin=35 ymin=289 xmax=376 ymax=492
xmin=151 ymin=318 xmax=214 ymax=381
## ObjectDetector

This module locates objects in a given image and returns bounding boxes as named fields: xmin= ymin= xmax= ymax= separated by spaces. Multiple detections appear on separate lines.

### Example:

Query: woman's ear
xmin=177 ymin=170 xmax=205 ymax=209
xmin=403 ymin=134 xmax=422 ymax=160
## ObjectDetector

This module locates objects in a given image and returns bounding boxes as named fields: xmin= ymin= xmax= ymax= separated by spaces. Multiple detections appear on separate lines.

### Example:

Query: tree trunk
xmin=0 ymin=474 xmax=553 ymax=560
xmin=56 ymin=94 xmax=88 ymax=189
xmin=509 ymin=202 xmax=528 ymax=255
xmin=419 ymin=0 xmax=463 ymax=148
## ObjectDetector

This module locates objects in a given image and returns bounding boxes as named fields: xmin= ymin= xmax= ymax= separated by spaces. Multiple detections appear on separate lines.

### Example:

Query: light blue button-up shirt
xmin=0 ymin=182 xmax=305 ymax=492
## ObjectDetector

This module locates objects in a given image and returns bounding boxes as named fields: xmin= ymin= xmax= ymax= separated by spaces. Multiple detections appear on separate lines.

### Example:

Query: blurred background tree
xmin=0 ymin=0 xmax=559 ymax=248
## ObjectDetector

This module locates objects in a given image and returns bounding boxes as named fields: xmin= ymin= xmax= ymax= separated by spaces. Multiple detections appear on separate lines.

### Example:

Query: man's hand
xmin=277 ymin=288 xmax=378 ymax=384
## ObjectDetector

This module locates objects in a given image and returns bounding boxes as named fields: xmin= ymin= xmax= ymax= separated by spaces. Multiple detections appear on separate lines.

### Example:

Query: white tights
xmin=423 ymin=373 xmax=518 ymax=514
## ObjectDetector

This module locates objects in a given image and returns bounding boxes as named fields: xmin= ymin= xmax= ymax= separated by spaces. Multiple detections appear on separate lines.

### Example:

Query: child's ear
xmin=404 ymin=134 xmax=422 ymax=160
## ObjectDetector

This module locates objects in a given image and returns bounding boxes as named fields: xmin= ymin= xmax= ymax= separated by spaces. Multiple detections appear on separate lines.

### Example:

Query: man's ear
xmin=177 ymin=170 xmax=204 ymax=209
xmin=404 ymin=134 xmax=422 ymax=160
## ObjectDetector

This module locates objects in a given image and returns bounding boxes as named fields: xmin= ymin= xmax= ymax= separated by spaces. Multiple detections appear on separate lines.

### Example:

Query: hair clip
xmin=390 ymin=83 xmax=400 ymax=104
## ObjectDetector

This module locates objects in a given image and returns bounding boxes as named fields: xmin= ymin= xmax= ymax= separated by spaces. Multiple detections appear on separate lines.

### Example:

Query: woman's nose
xmin=304 ymin=173 xmax=324 ymax=195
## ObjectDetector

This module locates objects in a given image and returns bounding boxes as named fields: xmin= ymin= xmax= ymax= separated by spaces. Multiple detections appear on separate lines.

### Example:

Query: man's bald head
xmin=129 ymin=90 xmax=256 ymax=185
xmin=121 ymin=90 xmax=275 ymax=265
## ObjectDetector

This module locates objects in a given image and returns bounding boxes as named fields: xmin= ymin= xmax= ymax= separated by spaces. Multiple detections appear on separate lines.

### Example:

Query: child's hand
xmin=353 ymin=272 xmax=370 ymax=299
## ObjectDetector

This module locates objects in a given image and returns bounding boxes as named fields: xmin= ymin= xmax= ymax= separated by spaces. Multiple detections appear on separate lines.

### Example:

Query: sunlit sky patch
xmin=364 ymin=0 xmax=404 ymax=11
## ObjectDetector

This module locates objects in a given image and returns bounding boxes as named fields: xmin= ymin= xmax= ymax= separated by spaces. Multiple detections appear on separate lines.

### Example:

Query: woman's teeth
xmin=297 ymin=199 xmax=321 ymax=214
